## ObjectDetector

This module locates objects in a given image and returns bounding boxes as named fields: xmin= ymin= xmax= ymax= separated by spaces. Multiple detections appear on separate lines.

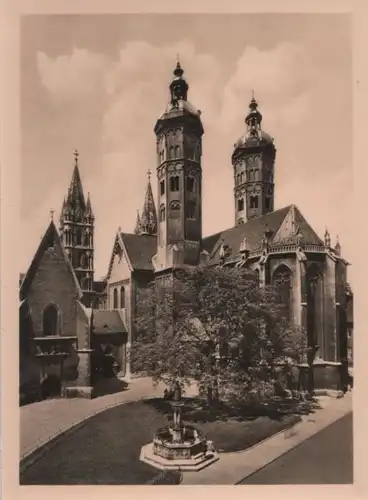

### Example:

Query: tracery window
xmin=170 ymin=176 xmax=180 ymax=192
xmin=170 ymin=200 xmax=181 ymax=219
xmin=250 ymin=195 xmax=258 ymax=209
xmin=272 ymin=265 xmax=293 ymax=320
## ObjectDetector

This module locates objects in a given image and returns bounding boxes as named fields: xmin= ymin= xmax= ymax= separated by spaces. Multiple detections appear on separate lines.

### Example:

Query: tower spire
xmin=170 ymin=59 xmax=188 ymax=104
xmin=136 ymin=170 xmax=157 ymax=235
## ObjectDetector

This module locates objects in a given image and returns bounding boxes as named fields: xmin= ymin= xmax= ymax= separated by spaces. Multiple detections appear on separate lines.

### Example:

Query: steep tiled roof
xmin=20 ymin=220 xmax=83 ymax=301
xmin=92 ymin=310 xmax=127 ymax=335
xmin=120 ymin=232 xmax=157 ymax=271
xmin=203 ymin=205 xmax=291 ymax=265
xmin=202 ymin=204 xmax=324 ymax=266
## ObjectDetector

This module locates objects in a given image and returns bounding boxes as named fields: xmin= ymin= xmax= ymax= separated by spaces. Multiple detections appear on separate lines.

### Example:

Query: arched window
xmin=174 ymin=145 xmax=180 ymax=158
xmin=186 ymin=200 xmax=196 ymax=219
xmin=113 ymin=288 xmax=118 ymax=309
xmin=170 ymin=176 xmax=180 ymax=192
xmin=250 ymin=195 xmax=258 ymax=209
xmin=187 ymin=176 xmax=195 ymax=192
xmin=169 ymin=146 xmax=175 ymax=159
xmin=84 ymin=232 xmax=89 ymax=246
xmin=237 ymin=174 xmax=241 ymax=185
xmin=80 ymin=254 xmax=86 ymax=268
xmin=43 ymin=304 xmax=58 ymax=336
xmin=169 ymin=200 xmax=181 ymax=219
xmin=272 ymin=265 xmax=293 ymax=320
xmin=120 ymin=286 xmax=125 ymax=309
xmin=75 ymin=229 xmax=82 ymax=246
xmin=159 ymin=204 xmax=166 ymax=222
xmin=237 ymin=198 xmax=244 ymax=211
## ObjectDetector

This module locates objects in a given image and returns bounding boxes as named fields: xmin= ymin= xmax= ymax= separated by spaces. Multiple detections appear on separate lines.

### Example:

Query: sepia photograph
xmin=16 ymin=11 xmax=353 ymax=486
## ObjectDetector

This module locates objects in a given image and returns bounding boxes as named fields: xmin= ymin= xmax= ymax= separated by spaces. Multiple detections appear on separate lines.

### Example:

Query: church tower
xmin=134 ymin=170 xmax=157 ymax=235
xmin=59 ymin=150 xmax=95 ymax=299
xmin=152 ymin=61 xmax=204 ymax=272
xmin=232 ymin=95 xmax=276 ymax=224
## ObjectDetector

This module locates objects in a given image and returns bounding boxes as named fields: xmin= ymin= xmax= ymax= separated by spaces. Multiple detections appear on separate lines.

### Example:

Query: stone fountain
xmin=140 ymin=382 xmax=219 ymax=471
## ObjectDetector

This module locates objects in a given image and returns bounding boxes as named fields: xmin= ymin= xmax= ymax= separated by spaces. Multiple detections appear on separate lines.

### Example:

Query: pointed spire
xmin=324 ymin=228 xmax=331 ymax=247
xmin=134 ymin=210 xmax=141 ymax=234
xmin=245 ymin=92 xmax=263 ymax=131
xmin=170 ymin=58 xmax=188 ymax=104
xmin=85 ymin=192 xmax=94 ymax=216
xmin=67 ymin=150 xmax=86 ymax=210
xmin=136 ymin=170 xmax=157 ymax=235
xmin=335 ymin=235 xmax=341 ymax=256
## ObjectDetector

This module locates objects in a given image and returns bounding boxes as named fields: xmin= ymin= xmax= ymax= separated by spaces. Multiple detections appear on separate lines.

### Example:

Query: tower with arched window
xmin=59 ymin=150 xmax=95 ymax=300
xmin=152 ymin=61 xmax=204 ymax=272
xmin=232 ymin=96 xmax=276 ymax=225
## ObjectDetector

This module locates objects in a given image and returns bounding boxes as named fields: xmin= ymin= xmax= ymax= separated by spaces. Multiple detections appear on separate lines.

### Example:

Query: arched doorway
xmin=43 ymin=304 xmax=58 ymax=336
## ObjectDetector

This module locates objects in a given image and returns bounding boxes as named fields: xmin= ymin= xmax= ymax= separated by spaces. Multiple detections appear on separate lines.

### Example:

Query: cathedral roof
xmin=120 ymin=232 xmax=157 ymax=271
xmin=202 ymin=204 xmax=324 ymax=265
xmin=92 ymin=310 xmax=127 ymax=335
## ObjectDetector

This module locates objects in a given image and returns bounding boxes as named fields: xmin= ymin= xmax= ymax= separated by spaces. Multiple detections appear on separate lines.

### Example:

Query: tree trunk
xmin=207 ymin=385 xmax=213 ymax=406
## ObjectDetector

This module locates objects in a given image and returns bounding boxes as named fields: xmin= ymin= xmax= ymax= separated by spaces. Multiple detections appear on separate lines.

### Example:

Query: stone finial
xmin=324 ymin=228 xmax=331 ymax=248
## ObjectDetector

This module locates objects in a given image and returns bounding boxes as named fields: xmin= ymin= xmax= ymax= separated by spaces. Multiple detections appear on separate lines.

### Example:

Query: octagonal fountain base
xmin=140 ymin=424 xmax=219 ymax=472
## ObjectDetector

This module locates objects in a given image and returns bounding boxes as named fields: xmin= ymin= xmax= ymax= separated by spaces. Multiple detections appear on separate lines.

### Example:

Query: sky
xmin=20 ymin=13 xmax=353 ymax=282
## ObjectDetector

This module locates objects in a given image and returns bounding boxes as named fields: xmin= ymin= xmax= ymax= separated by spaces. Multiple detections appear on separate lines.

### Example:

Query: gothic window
xmin=160 ymin=180 xmax=165 ymax=196
xmin=174 ymin=145 xmax=180 ymax=158
xmin=113 ymin=288 xmax=118 ymax=309
xmin=272 ymin=265 xmax=293 ymax=320
xmin=169 ymin=200 xmax=181 ymax=219
xmin=75 ymin=229 xmax=82 ymax=246
xmin=159 ymin=204 xmax=166 ymax=222
xmin=64 ymin=230 xmax=71 ymax=246
xmin=186 ymin=200 xmax=196 ymax=219
xmin=237 ymin=198 xmax=244 ymax=211
xmin=265 ymin=197 xmax=272 ymax=210
xmin=169 ymin=146 xmax=175 ymax=159
xmin=236 ymin=174 xmax=241 ymax=185
xmin=159 ymin=150 xmax=164 ymax=163
xmin=84 ymin=232 xmax=89 ymax=246
xmin=120 ymin=286 xmax=125 ymax=309
xmin=250 ymin=195 xmax=258 ymax=209
xmin=80 ymin=254 xmax=87 ymax=268
xmin=88 ymin=255 xmax=93 ymax=269
xmin=255 ymin=169 xmax=259 ymax=180
xmin=240 ymin=172 xmax=244 ymax=183
xmin=43 ymin=304 xmax=58 ymax=336
xmin=187 ymin=176 xmax=195 ymax=192
xmin=170 ymin=176 xmax=180 ymax=192
xmin=306 ymin=265 xmax=324 ymax=348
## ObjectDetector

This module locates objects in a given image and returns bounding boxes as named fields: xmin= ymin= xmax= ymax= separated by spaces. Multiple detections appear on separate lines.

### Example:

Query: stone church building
xmin=19 ymin=62 xmax=352 ymax=401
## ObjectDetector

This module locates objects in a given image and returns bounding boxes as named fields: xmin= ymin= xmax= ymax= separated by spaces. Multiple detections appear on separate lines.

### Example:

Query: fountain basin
xmin=140 ymin=424 xmax=219 ymax=471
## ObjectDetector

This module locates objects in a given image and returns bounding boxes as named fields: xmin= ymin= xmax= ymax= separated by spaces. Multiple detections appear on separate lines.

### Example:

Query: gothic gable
xmin=20 ymin=220 xmax=82 ymax=301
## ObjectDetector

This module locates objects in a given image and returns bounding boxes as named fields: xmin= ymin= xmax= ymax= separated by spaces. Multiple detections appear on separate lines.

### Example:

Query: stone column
xmin=73 ymin=348 xmax=94 ymax=398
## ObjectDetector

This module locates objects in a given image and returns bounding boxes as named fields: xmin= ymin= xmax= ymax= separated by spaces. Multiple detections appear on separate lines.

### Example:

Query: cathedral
xmin=19 ymin=61 xmax=351 ymax=401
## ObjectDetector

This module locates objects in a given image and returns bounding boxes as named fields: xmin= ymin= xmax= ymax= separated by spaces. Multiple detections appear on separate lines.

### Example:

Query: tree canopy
xmin=130 ymin=265 xmax=307 ymax=403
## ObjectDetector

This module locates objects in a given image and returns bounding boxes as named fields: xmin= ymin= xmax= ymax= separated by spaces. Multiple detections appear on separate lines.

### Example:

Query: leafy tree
xmin=130 ymin=266 xmax=307 ymax=404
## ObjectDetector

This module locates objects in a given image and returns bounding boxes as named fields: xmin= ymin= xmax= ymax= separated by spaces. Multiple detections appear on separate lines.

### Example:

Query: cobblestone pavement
xmin=20 ymin=378 xmax=198 ymax=459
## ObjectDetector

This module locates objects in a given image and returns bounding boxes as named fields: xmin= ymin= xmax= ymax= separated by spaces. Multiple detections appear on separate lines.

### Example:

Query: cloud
xmin=25 ymin=37 xmax=351 ymax=284
xmin=37 ymin=48 xmax=109 ymax=101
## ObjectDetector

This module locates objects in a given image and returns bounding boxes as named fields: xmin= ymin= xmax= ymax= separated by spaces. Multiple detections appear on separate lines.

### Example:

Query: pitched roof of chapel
xmin=20 ymin=220 xmax=83 ymax=301
xmin=92 ymin=310 xmax=127 ymax=335
xmin=120 ymin=232 xmax=157 ymax=271
xmin=202 ymin=204 xmax=324 ymax=265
